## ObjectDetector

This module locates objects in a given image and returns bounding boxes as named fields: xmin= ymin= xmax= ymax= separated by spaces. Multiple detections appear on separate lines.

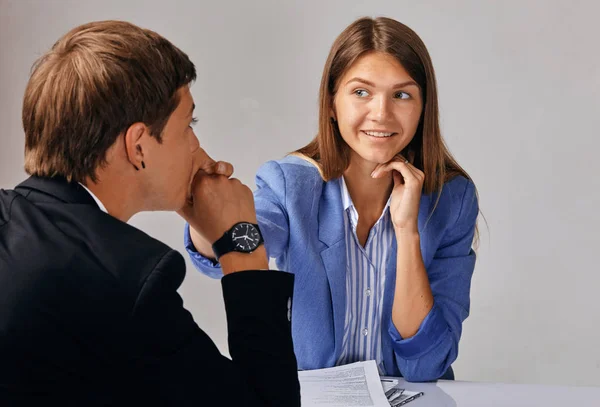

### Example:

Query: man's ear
xmin=124 ymin=123 xmax=148 ymax=171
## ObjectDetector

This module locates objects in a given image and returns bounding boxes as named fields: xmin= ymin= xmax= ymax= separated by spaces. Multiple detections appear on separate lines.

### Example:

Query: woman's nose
xmin=369 ymin=95 xmax=391 ymax=123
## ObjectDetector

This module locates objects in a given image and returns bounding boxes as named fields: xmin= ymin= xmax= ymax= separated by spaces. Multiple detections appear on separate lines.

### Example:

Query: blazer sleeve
xmin=130 ymin=250 xmax=300 ymax=407
xmin=185 ymin=160 xmax=291 ymax=277
xmin=387 ymin=180 xmax=479 ymax=382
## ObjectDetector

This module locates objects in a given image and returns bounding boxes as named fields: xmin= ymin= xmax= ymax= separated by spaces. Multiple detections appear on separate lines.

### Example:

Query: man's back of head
xmin=22 ymin=20 xmax=207 ymax=220
xmin=23 ymin=20 xmax=196 ymax=183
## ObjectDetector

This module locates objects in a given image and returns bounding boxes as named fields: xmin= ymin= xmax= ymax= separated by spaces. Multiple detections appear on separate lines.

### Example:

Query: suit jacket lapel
xmin=318 ymin=178 xmax=347 ymax=361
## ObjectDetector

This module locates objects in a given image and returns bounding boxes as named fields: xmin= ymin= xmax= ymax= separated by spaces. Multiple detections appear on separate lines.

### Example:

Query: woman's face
xmin=333 ymin=51 xmax=423 ymax=167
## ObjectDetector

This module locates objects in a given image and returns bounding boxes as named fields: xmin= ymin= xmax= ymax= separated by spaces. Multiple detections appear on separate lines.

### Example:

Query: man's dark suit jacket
xmin=0 ymin=176 xmax=300 ymax=406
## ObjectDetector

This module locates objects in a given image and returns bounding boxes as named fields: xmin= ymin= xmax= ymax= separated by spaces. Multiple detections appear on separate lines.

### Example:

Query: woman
xmin=185 ymin=16 xmax=479 ymax=382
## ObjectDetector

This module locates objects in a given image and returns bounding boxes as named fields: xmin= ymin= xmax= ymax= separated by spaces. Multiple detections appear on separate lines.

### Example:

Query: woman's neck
xmin=342 ymin=154 xmax=393 ymax=223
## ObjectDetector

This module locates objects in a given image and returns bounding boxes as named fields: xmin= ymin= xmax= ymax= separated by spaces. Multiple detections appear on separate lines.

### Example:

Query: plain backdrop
xmin=1 ymin=0 xmax=599 ymax=386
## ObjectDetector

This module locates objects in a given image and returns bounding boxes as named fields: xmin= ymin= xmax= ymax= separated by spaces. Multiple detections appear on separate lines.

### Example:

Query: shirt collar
xmin=78 ymin=183 xmax=108 ymax=214
xmin=339 ymin=176 xmax=353 ymax=211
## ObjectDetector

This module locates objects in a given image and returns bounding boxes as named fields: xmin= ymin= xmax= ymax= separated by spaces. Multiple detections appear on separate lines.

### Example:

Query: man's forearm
xmin=220 ymin=247 xmax=269 ymax=275
xmin=222 ymin=270 xmax=300 ymax=407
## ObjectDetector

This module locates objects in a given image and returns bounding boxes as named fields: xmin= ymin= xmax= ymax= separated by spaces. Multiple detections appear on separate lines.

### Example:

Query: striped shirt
xmin=336 ymin=176 xmax=395 ymax=374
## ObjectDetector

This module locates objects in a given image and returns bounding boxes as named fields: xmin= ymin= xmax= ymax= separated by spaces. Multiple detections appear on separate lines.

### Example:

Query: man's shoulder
xmin=60 ymin=205 xmax=178 ymax=291
xmin=0 ymin=188 xmax=22 ymax=227
xmin=0 ymin=185 xmax=179 ymax=296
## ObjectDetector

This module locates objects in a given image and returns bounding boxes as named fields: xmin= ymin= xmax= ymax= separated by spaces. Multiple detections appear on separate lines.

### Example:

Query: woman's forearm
xmin=189 ymin=225 xmax=217 ymax=260
xmin=391 ymin=231 xmax=434 ymax=338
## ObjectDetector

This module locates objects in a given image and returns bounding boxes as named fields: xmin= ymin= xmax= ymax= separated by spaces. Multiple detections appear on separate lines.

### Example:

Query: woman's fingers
xmin=371 ymin=155 xmax=424 ymax=188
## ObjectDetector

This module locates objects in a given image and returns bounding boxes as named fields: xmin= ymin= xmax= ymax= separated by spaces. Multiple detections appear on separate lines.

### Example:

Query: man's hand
xmin=184 ymin=147 xmax=235 ymax=202
xmin=178 ymin=148 xmax=268 ymax=274
xmin=180 ymin=172 xmax=257 ymax=243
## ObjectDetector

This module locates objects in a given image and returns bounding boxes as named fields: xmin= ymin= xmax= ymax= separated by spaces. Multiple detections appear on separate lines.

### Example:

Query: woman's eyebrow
xmin=345 ymin=77 xmax=418 ymax=89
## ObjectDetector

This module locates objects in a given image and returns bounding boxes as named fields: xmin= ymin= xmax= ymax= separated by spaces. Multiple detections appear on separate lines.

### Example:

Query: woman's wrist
xmin=190 ymin=225 xmax=217 ymax=260
xmin=394 ymin=226 xmax=420 ymax=241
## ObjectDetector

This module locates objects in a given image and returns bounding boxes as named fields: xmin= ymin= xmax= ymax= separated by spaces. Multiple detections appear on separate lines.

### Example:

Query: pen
xmin=386 ymin=388 xmax=405 ymax=401
xmin=391 ymin=391 xmax=424 ymax=406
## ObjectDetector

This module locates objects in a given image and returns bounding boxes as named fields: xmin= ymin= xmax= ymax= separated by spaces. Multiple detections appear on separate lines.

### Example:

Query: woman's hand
xmin=371 ymin=154 xmax=425 ymax=234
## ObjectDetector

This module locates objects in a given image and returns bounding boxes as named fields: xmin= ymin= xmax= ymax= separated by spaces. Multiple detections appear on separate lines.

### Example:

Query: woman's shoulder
xmin=256 ymin=154 xmax=325 ymax=186
xmin=255 ymin=154 xmax=327 ymax=202
xmin=429 ymin=175 xmax=478 ymax=224
xmin=260 ymin=154 xmax=323 ymax=176
xmin=442 ymin=175 xmax=476 ymax=199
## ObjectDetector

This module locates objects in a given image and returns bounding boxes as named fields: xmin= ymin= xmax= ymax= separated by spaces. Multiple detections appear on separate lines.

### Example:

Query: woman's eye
xmin=189 ymin=117 xmax=198 ymax=127
xmin=395 ymin=91 xmax=410 ymax=100
xmin=354 ymin=89 xmax=369 ymax=97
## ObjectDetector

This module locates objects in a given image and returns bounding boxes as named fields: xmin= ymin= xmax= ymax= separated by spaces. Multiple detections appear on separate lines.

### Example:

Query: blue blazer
xmin=186 ymin=155 xmax=479 ymax=382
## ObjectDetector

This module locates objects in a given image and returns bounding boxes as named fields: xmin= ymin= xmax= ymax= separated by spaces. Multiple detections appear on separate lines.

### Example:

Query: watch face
xmin=231 ymin=222 xmax=262 ymax=252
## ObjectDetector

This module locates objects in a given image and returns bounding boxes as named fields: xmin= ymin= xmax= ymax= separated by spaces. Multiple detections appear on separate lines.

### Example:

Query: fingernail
xmin=371 ymin=170 xmax=377 ymax=178
xmin=217 ymin=163 xmax=225 ymax=172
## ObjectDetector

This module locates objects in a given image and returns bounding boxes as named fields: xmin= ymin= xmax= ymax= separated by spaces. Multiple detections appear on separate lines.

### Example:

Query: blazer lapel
xmin=381 ymin=232 xmax=397 ymax=374
xmin=318 ymin=178 xmax=347 ymax=360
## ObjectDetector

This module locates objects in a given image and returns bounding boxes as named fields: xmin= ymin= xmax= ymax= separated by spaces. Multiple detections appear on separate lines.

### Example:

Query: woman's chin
xmin=358 ymin=152 xmax=397 ymax=165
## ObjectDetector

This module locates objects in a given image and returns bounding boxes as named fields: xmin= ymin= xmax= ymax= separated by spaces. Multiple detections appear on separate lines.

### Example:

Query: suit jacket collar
xmin=16 ymin=176 xmax=98 ymax=207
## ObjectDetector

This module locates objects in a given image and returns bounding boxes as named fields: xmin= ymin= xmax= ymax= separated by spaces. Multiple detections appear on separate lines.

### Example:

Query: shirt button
xmin=362 ymin=328 xmax=368 ymax=336
xmin=365 ymin=288 xmax=371 ymax=296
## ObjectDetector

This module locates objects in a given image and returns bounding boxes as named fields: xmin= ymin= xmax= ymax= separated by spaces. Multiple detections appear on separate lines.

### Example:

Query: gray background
xmin=1 ymin=0 xmax=599 ymax=386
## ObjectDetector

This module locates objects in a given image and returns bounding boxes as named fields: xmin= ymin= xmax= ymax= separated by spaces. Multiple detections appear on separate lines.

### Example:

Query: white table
xmin=382 ymin=377 xmax=600 ymax=406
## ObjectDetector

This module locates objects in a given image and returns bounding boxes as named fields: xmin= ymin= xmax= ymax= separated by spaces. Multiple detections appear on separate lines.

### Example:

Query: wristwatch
xmin=212 ymin=222 xmax=265 ymax=260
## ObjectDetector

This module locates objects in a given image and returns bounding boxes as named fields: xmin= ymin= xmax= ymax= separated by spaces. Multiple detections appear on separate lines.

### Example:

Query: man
xmin=0 ymin=20 xmax=300 ymax=406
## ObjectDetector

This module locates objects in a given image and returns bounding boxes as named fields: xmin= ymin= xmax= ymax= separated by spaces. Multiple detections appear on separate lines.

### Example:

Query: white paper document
xmin=298 ymin=360 xmax=391 ymax=407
